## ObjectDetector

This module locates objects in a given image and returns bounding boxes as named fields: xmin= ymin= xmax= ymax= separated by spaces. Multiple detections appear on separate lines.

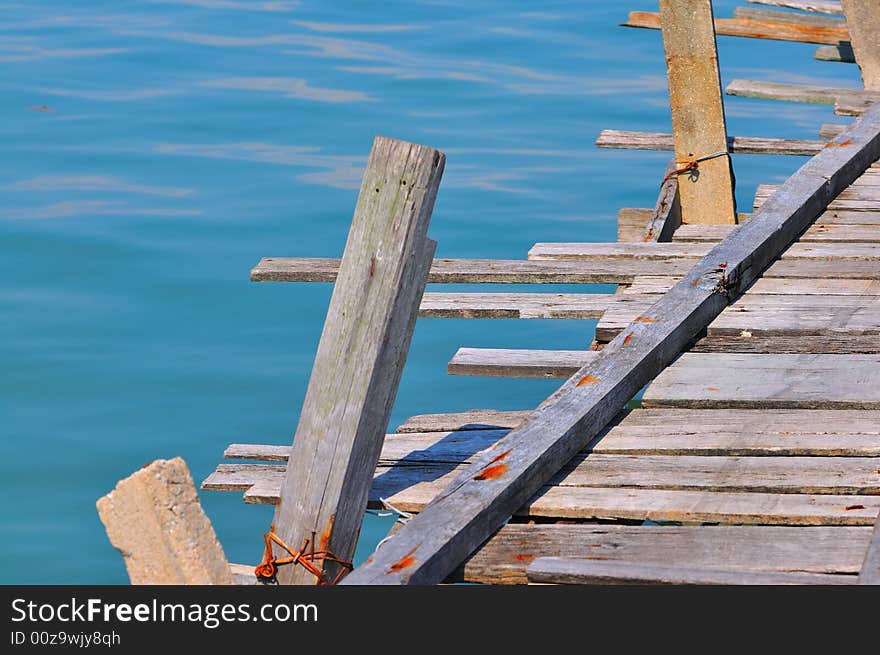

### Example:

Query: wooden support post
xmin=342 ymin=105 xmax=880 ymax=585
xmin=859 ymin=511 xmax=880 ymax=584
xmin=659 ymin=0 xmax=737 ymax=225
xmin=271 ymin=137 xmax=444 ymax=585
xmin=97 ymin=458 xmax=233 ymax=585
xmin=841 ymin=0 xmax=880 ymax=91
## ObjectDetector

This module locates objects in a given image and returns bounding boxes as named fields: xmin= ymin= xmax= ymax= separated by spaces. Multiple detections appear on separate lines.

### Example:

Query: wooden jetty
xmin=200 ymin=1 xmax=880 ymax=585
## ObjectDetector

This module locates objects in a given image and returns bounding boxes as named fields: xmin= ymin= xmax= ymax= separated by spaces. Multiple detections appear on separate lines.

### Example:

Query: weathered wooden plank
xmin=688 ymin=333 xmax=880 ymax=354
xmin=859 ymin=511 xmax=880 ymax=583
xmin=734 ymin=6 xmax=846 ymax=27
xmin=815 ymin=43 xmax=856 ymax=63
xmin=674 ymin=223 xmax=880 ymax=242
xmin=623 ymin=10 xmax=850 ymax=44
xmin=659 ymin=0 xmax=737 ymax=225
xmin=597 ymin=294 xmax=880 ymax=341
xmin=252 ymin=257 xmax=692 ymax=284
xmin=205 ymin=460 xmax=880 ymax=524
xmin=252 ymin=256 xmax=880 ymax=283
xmin=820 ymin=123 xmax=847 ymax=139
xmin=626 ymin=275 xmax=880 ymax=295
xmin=227 ymin=408 xmax=880 ymax=460
xmin=270 ymin=137 xmax=444 ymax=585
xmin=643 ymin=353 xmax=880 ymax=409
xmin=841 ymin=0 xmax=880 ymax=91
xmin=596 ymin=129 xmax=826 ymax=156
xmin=643 ymin=160 xmax=682 ymax=242
xmin=726 ymin=79 xmax=879 ymax=106
xmin=618 ymin=208 xmax=650 ymax=242
xmin=835 ymin=95 xmax=877 ymax=116
xmin=417 ymin=292 xmax=613 ymax=319
xmin=396 ymin=409 xmax=531 ymax=433
xmin=528 ymin=240 xmax=880 ymax=260
xmin=526 ymin=557 xmax=854 ymax=585
xmin=756 ymin=187 xmax=880 ymax=212
xmin=343 ymin=107 xmax=880 ymax=585
xmin=97 ymin=458 xmax=234 ymax=585
xmin=454 ymin=524 xmax=869 ymax=585
xmin=448 ymin=348 xmax=598 ymax=378
xmin=748 ymin=0 xmax=842 ymax=14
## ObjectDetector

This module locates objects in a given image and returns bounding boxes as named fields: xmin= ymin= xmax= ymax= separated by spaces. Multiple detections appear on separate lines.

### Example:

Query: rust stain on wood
xmin=577 ymin=374 xmax=600 ymax=387
xmin=320 ymin=514 xmax=335 ymax=551
xmin=634 ymin=316 xmax=656 ymax=323
xmin=387 ymin=547 xmax=419 ymax=574
xmin=473 ymin=463 xmax=508 ymax=481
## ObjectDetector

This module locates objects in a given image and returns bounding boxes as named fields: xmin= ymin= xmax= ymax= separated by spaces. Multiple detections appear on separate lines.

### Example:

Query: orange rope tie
xmin=661 ymin=150 xmax=729 ymax=187
xmin=255 ymin=525 xmax=353 ymax=586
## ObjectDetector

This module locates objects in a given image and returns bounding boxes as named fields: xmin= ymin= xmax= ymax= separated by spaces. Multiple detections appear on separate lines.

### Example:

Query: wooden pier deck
xmin=202 ymin=2 xmax=880 ymax=585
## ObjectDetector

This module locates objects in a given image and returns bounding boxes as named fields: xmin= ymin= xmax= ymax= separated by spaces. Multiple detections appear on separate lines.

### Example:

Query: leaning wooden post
xmin=659 ymin=0 xmax=738 ymax=225
xmin=840 ymin=1 xmax=880 ymax=91
xmin=271 ymin=137 xmax=445 ymax=585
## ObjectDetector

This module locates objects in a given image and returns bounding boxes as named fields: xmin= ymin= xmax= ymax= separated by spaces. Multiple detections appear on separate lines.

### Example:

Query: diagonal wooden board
xmin=342 ymin=105 xmax=880 ymax=585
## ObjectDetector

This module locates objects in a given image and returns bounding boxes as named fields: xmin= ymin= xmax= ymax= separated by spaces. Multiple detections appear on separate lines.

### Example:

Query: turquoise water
xmin=1 ymin=0 xmax=862 ymax=584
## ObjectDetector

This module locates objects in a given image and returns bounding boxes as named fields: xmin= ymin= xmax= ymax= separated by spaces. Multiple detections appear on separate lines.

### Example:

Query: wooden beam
xmin=748 ymin=0 xmax=843 ymax=14
xmin=596 ymin=129 xmax=827 ymax=156
xmin=396 ymin=409 xmax=530 ymax=433
xmin=526 ymin=558 xmax=854 ymax=585
xmin=841 ymin=0 xmax=880 ymax=91
xmin=674 ymin=223 xmax=880 ymax=242
xmin=658 ymin=0 xmax=737 ymax=225
xmin=626 ymin=276 xmax=880 ymax=295
xmin=859 ymin=511 xmax=880 ymax=584
xmin=342 ymin=106 xmax=880 ymax=585
xmin=623 ymin=10 xmax=850 ymax=44
xmin=270 ymin=137 xmax=444 ymax=585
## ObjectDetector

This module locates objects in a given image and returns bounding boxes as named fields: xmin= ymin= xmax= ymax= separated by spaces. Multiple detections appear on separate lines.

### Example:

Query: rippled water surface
xmin=0 ymin=0 xmax=861 ymax=583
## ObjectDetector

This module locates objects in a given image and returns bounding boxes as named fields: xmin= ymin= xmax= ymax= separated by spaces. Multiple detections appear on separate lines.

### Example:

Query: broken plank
xmin=820 ymin=123 xmax=847 ymax=139
xmin=526 ymin=558 xmax=854 ymax=585
xmin=343 ymin=106 xmax=880 ymax=585
xmin=726 ymin=79 xmax=879 ymax=105
xmin=623 ymin=10 xmax=850 ymax=44
xmin=748 ymin=0 xmax=843 ymax=14
xmin=453 ymin=524 xmax=869 ymax=585
xmin=815 ymin=43 xmax=856 ymax=63
xmin=417 ymin=292 xmax=613 ymax=319
xmin=836 ymin=95 xmax=877 ymax=116
xmin=643 ymin=352 xmax=880 ymax=409
xmin=596 ymin=129 xmax=826 ymax=156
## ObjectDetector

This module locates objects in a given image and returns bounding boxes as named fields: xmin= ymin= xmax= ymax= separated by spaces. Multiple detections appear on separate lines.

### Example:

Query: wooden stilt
xmin=841 ymin=0 xmax=880 ymax=91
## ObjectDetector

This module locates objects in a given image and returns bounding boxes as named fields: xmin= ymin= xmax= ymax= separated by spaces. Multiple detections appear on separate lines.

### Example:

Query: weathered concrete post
xmin=841 ymin=0 xmax=880 ymax=91
xmin=658 ymin=0 xmax=738 ymax=225
xmin=271 ymin=136 xmax=445 ymax=584
xmin=97 ymin=458 xmax=233 ymax=584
